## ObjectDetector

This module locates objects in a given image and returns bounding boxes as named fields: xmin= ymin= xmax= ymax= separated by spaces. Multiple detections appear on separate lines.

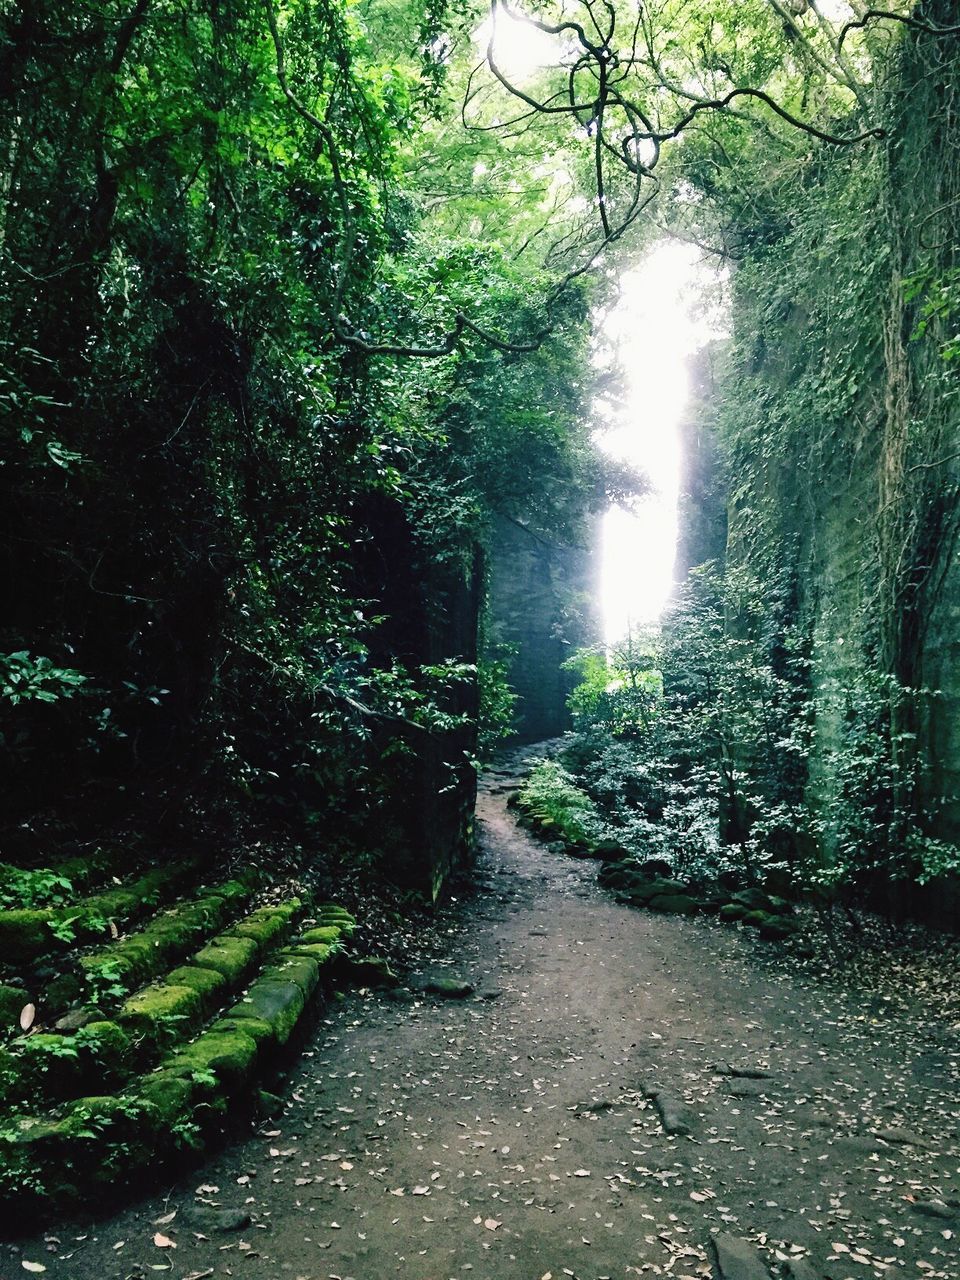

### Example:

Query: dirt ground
xmin=4 ymin=754 xmax=959 ymax=1280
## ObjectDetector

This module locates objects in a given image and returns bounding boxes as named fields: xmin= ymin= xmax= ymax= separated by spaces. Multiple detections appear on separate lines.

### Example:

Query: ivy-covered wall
xmin=684 ymin=6 xmax=960 ymax=917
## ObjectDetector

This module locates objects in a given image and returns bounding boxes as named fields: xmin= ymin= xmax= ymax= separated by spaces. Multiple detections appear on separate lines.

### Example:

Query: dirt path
xmin=5 ymin=755 xmax=959 ymax=1280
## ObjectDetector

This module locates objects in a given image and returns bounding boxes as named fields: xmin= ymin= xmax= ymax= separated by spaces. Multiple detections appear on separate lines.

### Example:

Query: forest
xmin=1 ymin=0 xmax=959 ymax=1269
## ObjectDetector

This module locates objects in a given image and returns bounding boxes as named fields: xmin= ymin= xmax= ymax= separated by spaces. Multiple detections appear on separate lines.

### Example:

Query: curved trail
xmin=6 ymin=756 xmax=959 ymax=1280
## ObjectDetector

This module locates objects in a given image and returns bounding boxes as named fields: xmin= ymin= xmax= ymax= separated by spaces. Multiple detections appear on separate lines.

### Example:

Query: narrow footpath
xmin=5 ymin=756 xmax=959 ymax=1280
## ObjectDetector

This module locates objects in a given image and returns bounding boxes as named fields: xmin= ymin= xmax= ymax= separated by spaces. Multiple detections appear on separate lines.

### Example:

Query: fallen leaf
xmin=153 ymin=1233 xmax=176 ymax=1249
xmin=19 ymin=1004 xmax=35 ymax=1032
xmin=21 ymin=1263 xmax=46 ymax=1274
xmin=484 ymin=1218 xmax=501 ymax=1231
xmin=152 ymin=1210 xmax=177 ymax=1226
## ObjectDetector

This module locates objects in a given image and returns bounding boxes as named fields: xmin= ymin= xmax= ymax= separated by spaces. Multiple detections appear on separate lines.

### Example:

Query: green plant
xmin=0 ymin=653 xmax=86 ymax=706
xmin=0 ymin=865 xmax=74 ymax=910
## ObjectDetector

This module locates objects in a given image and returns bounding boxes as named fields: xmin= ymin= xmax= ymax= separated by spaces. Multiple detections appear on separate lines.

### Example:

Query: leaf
xmin=19 ymin=1003 xmax=36 ymax=1032
xmin=152 ymin=1210 xmax=177 ymax=1225
xmin=21 ymin=1263 xmax=47 ymax=1274
xmin=484 ymin=1218 xmax=501 ymax=1230
xmin=153 ymin=1233 xmax=177 ymax=1248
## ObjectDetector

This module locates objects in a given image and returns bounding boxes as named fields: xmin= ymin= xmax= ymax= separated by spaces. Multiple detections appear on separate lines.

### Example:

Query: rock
xmin=478 ymin=987 xmax=502 ymax=1000
xmin=719 ymin=1064 xmax=771 ymax=1079
xmin=638 ymin=858 xmax=674 ymax=879
xmin=258 ymin=1089 xmax=285 ymax=1117
xmin=726 ymin=1079 xmax=766 ymax=1099
xmin=872 ymin=1126 xmax=934 ymax=1149
xmin=709 ymin=1233 xmax=772 ymax=1280
xmin=645 ymin=1085 xmax=693 ymax=1136
xmin=783 ymin=1259 xmax=822 ymax=1280
xmin=342 ymin=956 xmax=400 ymax=988
xmin=54 ymin=1007 xmax=101 ymax=1031
xmin=647 ymin=893 xmax=699 ymax=915
xmin=185 ymin=1205 xmax=252 ymax=1233
xmin=418 ymin=976 xmax=474 ymax=998
xmin=730 ymin=887 xmax=776 ymax=913
xmin=719 ymin=903 xmax=748 ymax=922
xmin=758 ymin=917 xmax=798 ymax=941
xmin=911 ymin=1198 xmax=959 ymax=1220
xmin=741 ymin=910 xmax=769 ymax=929
xmin=592 ymin=838 xmax=630 ymax=861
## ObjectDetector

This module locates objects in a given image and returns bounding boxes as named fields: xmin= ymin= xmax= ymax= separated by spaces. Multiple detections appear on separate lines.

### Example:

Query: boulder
xmin=709 ymin=1233 xmax=772 ymax=1280
xmin=638 ymin=858 xmax=674 ymax=879
xmin=647 ymin=893 xmax=699 ymax=915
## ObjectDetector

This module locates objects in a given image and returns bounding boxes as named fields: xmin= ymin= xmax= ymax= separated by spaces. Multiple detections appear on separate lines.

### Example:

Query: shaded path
xmin=6 ymin=754 xmax=959 ymax=1280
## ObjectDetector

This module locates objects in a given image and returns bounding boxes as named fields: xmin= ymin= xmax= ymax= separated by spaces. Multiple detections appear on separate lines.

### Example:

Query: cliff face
xmin=679 ymin=8 xmax=960 ymax=920
xmin=486 ymin=515 xmax=602 ymax=743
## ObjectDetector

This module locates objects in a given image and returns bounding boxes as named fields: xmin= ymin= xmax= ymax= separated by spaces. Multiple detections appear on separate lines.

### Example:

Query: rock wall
xmin=486 ymin=515 xmax=602 ymax=743
xmin=679 ymin=8 xmax=960 ymax=922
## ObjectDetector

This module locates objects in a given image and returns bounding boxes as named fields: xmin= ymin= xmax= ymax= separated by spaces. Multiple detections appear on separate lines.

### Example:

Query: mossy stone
xmin=229 ymin=980 xmax=305 ymax=1046
xmin=227 ymin=901 xmax=300 ymax=952
xmin=119 ymin=982 xmax=203 ymax=1046
xmin=742 ymin=910 xmax=769 ymax=929
xmin=647 ymin=893 xmax=699 ymax=915
xmin=301 ymin=925 xmax=341 ymax=945
xmin=137 ymin=1069 xmax=198 ymax=1129
xmin=285 ymin=942 xmax=333 ymax=966
xmin=166 ymin=1027 xmax=259 ymax=1094
xmin=0 ymin=909 xmax=53 ymax=962
xmin=262 ymin=953 xmax=319 ymax=999
xmin=193 ymin=933 xmax=259 ymax=982
xmin=165 ymin=964 xmax=227 ymax=1013
xmin=731 ymin=887 xmax=775 ymax=913
xmin=209 ymin=1013 xmax=275 ymax=1051
xmin=719 ymin=902 xmax=748 ymax=921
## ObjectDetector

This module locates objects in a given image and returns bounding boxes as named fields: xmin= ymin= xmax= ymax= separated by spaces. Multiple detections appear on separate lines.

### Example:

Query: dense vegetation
xmin=0 ymin=0 xmax=632 ymax=888
xmin=548 ymin=1 xmax=960 ymax=920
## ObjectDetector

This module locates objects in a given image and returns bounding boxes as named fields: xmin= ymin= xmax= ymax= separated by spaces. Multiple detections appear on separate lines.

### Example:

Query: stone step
xmin=0 ymin=910 xmax=355 ymax=1218
xmin=0 ymin=860 xmax=201 ymax=966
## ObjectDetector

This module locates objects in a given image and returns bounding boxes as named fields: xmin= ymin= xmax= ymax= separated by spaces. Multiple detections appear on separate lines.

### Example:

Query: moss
xmin=165 ymin=965 xmax=227 ymax=1014
xmin=4 ymin=1095 xmax=149 ymax=1205
xmin=263 ymin=953 xmax=320 ymax=999
xmin=78 ymin=883 xmax=249 ymax=1002
xmin=284 ymin=942 xmax=333 ymax=965
xmin=315 ymin=905 xmax=355 ymax=935
xmin=0 ymin=983 xmax=27 ymax=1028
xmin=742 ymin=910 xmax=768 ymax=928
xmin=300 ymin=925 xmax=341 ymax=945
xmin=208 ymin=1013 xmax=275 ymax=1051
xmin=229 ymin=980 xmax=305 ymax=1046
xmin=165 ymin=1026 xmax=259 ymax=1095
xmin=226 ymin=899 xmax=301 ymax=952
xmin=719 ymin=902 xmax=748 ymax=921
xmin=0 ymin=865 xmax=195 ymax=964
xmin=0 ymin=909 xmax=53 ymax=962
xmin=192 ymin=933 xmax=259 ymax=982
xmin=136 ymin=1069 xmax=198 ymax=1129
xmin=119 ymin=982 xmax=203 ymax=1048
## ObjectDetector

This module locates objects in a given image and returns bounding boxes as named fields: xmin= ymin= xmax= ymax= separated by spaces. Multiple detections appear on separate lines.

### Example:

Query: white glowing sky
xmin=598 ymin=244 xmax=718 ymax=643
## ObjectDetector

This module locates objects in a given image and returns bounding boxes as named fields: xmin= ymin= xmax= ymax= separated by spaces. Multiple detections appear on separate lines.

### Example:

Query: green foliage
xmin=0 ymin=865 xmax=74 ymax=911
xmin=1 ymin=654 xmax=86 ymax=707
xmin=518 ymin=759 xmax=605 ymax=848
xmin=0 ymin=0 xmax=613 ymax=879
xmin=476 ymin=650 xmax=518 ymax=759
